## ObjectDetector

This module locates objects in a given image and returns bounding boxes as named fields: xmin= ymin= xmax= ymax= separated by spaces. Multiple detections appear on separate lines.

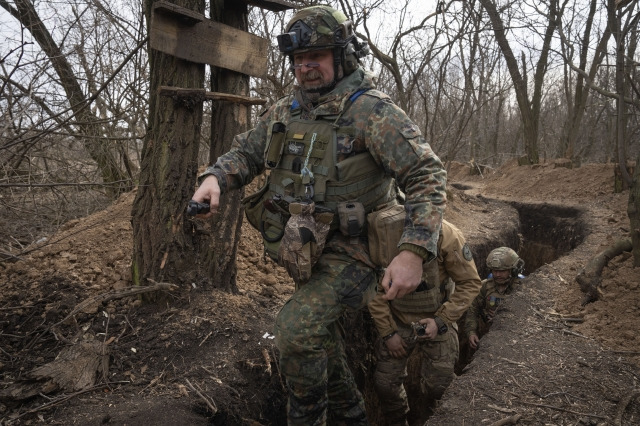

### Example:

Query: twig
xmin=606 ymin=350 xmax=640 ymax=355
xmin=56 ymin=281 xmax=177 ymax=328
xmin=489 ymin=413 xmax=522 ymax=426
xmin=262 ymin=347 xmax=272 ymax=376
xmin=0 ymin=305 xmax=35 ymax=311
xmin=560 ymin=329 xmax=589 ymax=339
xmin=499 ymin=357 xmax=529 ymax=368
xmin=199 ymin=331 xmax=213 ymax=347
xmin=185 ymin=378 xmax=218 ymax=415
xmin=517 ymin=400 xmax=607 ymax=419
xmin=271 ymin=346 xmax=286 ymax=392
xmin=559 ymin=318 xmax=584 ymax=323
xmin=140 ymin=372 xmax=164 ymax=393
xmin=533 ymin=390 xmax=585 ymax=401
xmin=487 ymin=403 xmax=517 ymax=414
xmin=613 ymin=389 xmax=640 ymax=426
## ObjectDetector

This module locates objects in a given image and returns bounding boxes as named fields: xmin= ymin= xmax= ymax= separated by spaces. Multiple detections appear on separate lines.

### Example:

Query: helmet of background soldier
xmin=486 ymin=247 xmax=525 ymax=278
xmin=276 ymin=5 xmax=369 ymax=78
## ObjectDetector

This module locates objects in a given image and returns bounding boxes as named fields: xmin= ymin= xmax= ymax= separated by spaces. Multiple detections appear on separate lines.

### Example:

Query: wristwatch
xmin=434 ymin=317 xmax=448 ymax=335
xmin=382 ymin=331 xmax=397 ymax=342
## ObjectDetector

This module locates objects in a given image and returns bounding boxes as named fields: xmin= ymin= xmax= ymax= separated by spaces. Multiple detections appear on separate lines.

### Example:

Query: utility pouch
xmin=265 ymin=122 xmax=287 ymax=168
xmin=278 ymin=202 xmax=332 ymax=285
xmin=337 ymin=201 xmax=365 ymax=238
xmin=367 ymin=203 xmax=405 ymax=268
xmin=241 ymin=178 xmax=270 ymax=231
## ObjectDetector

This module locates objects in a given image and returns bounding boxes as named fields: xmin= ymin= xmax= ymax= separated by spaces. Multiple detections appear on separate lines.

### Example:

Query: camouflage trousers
xmin=373 ymin=323 xmax=459 ymax=425
xmin=274 ymin=252 xmax=377 ymax=426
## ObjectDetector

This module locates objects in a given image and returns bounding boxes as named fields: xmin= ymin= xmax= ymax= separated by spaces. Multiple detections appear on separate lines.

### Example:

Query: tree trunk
xmin=478 ymin=0 xmax=559 ymax=165
xmin=629 ymin=154 xmax=640 ymax=266
xmin=205 ymin=0 xmax=252 ymax=293
xmin=614 ymin=8 xmax=632 ymax=188
xmin=131 ymin=0 xmax=206 ymax=296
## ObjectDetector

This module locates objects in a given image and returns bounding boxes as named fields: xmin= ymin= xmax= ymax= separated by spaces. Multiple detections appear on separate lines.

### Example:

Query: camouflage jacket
xmin=201 ymin=68 xmax=447 ymax=258
xmin=368 ymin=220 xmax=482 ymax=338
xmin=463 ymin=276 xmax=522 ymax=338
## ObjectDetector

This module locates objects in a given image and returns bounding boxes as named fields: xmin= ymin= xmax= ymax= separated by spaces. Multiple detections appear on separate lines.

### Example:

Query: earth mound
xmin=0 ymin=160 xmax=638 ymax=425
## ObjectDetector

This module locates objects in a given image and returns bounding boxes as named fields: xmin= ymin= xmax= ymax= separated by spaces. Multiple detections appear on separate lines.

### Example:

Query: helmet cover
xmin=277 ymin=6 xmax=354 ymax=54
xmin=486 ymin=247 xmax=524 ymax=276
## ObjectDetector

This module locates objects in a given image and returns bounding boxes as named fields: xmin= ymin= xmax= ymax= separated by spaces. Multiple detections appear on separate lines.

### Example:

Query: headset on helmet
xmin=277 ymin=5 xmax=369 ymax=77
xmin=486 ymin=247 xmax=525 ymax=278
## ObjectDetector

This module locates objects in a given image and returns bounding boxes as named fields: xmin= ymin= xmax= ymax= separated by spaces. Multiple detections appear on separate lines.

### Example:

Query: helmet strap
xmin=333 ymin=47 xmax=344 ymax=80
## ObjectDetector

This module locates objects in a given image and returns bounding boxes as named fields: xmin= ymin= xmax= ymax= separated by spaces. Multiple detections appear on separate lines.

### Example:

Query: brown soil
xmin=1 ymin=160 xmax=638 ymax=425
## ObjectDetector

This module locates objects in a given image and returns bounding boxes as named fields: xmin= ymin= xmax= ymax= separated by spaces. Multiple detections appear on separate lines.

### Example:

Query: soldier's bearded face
xmin=492 ymin=269 xmax=511 ymax=285
xmin=293 ymin=49 xmax=335 ymax=92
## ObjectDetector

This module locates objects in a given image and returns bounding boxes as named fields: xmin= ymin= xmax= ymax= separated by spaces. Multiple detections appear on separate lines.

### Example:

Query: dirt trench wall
xmin=512 ymin=202 xmax=588 ymax=273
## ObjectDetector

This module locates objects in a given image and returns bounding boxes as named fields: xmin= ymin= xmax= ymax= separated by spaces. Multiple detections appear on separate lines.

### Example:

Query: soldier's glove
xmin=278 ymin=201 xmax=333 ymax=285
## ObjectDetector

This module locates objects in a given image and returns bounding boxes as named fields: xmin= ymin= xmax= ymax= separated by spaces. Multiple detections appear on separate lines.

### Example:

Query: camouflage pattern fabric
xmin=278 ymin=202 xmax=332 ymax=285
xmin=284 ymin=6 xmax=351 ymax=51
xmin=274 ymin=252 xmax=377 ymax=425
xmin=200 ymin=63 xmax=446 ymax=425
xmin=373 ymin=323 xmax=459 ymax=425
xmin=200 ymin=67 xmax=446 ymax=258
xmin=463 ymin=276 xmax=522 ymax=339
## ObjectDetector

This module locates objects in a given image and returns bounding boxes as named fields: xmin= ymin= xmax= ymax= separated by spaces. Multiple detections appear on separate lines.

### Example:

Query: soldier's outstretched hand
xmin=192 ymin=175 xmax=221 ymax=218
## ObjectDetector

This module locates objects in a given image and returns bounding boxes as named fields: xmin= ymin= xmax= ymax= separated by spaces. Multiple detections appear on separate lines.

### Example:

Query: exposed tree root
xmin=575 ymin=238 xmax=632 ymax=305
xmin=613 ymin=388 xmax=640 ymax=426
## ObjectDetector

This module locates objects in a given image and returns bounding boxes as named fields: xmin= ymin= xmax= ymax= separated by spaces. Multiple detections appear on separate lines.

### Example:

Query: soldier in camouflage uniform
xmin=368 ymin=220 xmax=482 ymax=426
xmin=464 ymin=247 xmax=525 ymax=350
xmin=191 ymin=5 xmax=446 ymax=425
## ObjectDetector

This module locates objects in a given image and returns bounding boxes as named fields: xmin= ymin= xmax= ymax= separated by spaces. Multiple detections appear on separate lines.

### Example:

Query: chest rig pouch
xmin=251 ymin=118 xmax=338 ymax=261
xmin=267 ymin=118 xmax=337 ymax=201
xmin=243 ymin=91 xmax=396 ymax=264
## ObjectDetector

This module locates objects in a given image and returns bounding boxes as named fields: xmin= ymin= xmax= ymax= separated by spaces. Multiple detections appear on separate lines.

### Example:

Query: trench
xmin=255 ymin=197 xmax=591 ymax=426
xmin=355 ymin=197 xmax=590 ymax=426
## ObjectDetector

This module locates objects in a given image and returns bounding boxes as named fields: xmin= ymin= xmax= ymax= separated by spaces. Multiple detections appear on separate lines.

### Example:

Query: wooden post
xmin=132 ymin=0 xmax=299 ymax=296
xmin=131 ymin=0 xmax=207 ymax=297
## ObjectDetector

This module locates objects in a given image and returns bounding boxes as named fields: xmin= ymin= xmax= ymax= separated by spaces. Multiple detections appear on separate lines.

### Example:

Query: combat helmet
xmin=277 ymin=5 xmax=369 ymax=77
xmin=486 ymin=247 xmax=524 ymax=278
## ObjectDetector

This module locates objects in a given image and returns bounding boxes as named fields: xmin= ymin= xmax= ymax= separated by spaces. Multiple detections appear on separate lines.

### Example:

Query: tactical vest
xmin=480 ymin=279 xmax=516 ymax=320
xmin=250 ymin=90 xmax=396 ymax=260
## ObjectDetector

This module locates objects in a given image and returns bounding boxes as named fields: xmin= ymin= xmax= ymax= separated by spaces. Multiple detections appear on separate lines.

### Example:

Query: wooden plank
xmin=243 ymin=0 xmax=300 ymax=12
xmin=158 ymin=86 xmax=267 ymax=106
xmin=153 ymin=1 xmax=203 ymax=25
xmin=151 ymin=4 xmax=268 ymax=78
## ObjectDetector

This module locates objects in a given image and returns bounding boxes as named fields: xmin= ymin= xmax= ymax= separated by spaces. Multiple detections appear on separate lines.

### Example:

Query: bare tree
xmin=478 ymin=0 xmax=561 ymax=165
xmin=0 ymin=0 xmax=148 ymax=258
xmin=0 ymin=0 xmax=136 ymax=197
xmin=556 ymin=0 xmax=612 ymax=162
